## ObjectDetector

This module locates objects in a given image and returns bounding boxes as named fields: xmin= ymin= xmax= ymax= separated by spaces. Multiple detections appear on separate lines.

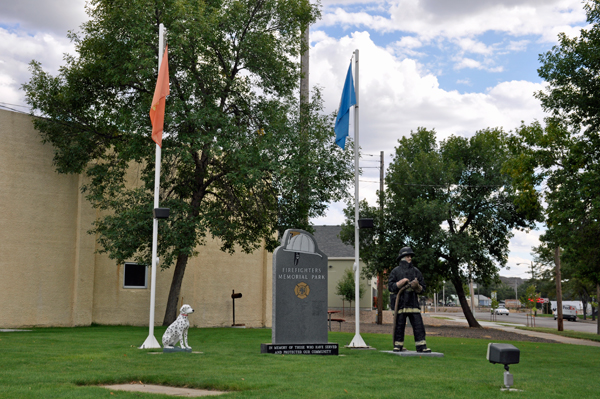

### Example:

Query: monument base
xmin=261 ymin=343 xmax=339 ymax=355
xmin=381 ymin=350 xmax=444 ymax=357
xmin=163 ymin=347 xmax=192 ymax=353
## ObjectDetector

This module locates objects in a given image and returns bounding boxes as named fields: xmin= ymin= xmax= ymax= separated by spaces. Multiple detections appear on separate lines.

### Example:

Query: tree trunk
xmin=452 ymin=277 xmax=481 ymax=328
xmin=597 ymin=283 xmax=599 ymax=335
xmin=162 ymin=252 xmax=190 ymax=325
xmin=376 ymin=271 xmax=383 ymax=324
xmin=554 ymin=246 xmax=563 ymax=332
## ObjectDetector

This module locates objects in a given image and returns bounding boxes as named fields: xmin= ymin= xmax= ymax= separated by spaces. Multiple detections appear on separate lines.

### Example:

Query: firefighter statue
xmin=388 ymin=247 xmax=432 ymax=353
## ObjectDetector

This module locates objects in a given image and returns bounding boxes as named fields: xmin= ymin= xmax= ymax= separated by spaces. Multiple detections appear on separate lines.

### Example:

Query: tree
xmin=520 ymin=285 xmax=540 ymax=317
xmin=23 ymin=0 xmax=353 ymax=325
xmin=385 ymin=127 xmax=538 ymax=327
xmin=479 ymin=282 xmax=520 ymax=302
xmin=505 ymin=1 xmax=600 ymax=333
xmin=528 ymin=0 xmax=600 ymax=334
xmin=335 ymin=268 xmax=365 ymax=315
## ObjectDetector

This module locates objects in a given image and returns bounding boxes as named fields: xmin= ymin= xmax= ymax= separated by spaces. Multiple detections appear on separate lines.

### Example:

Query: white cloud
xmin=0 ymin=0 xmax=88 ymax=36
xmin=454 ymin=57 xmax=482 ymax=70
xmin=319 ymin=7 xmax=397 ymax=32
xmin=455 ymin=38 xmax=494 ymax=55
xmin=0 ymin=28 xmax=75 ymax=107
xmin=395 ymin=36 xmax=422 ymax=49
xmin=506 ymin=39 xmax=530 ymax=52
xmin=319 ymin=0 xmax=587 ymax=44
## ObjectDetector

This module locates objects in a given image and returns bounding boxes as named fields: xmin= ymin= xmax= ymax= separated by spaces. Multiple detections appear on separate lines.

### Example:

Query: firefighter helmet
xmin=396 ymin=246 xmax=415 ymax=261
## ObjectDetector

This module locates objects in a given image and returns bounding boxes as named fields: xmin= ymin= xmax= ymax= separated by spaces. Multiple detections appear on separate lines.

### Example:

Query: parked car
xmin=492 ymin=307 xmax=510 ymax=315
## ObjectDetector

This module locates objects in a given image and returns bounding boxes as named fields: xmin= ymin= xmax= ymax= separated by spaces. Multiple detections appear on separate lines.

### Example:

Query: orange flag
xmin=150 ymin=45 xmax=170 ymax=147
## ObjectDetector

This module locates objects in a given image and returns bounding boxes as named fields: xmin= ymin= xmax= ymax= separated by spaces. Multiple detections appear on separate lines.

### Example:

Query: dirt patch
xmin=331 ymin=310 xmax=557 ymax=343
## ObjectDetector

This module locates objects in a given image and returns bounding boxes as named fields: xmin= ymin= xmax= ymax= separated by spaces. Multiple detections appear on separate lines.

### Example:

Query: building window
xmin=123 ymin=263 xmax=147 ymax=289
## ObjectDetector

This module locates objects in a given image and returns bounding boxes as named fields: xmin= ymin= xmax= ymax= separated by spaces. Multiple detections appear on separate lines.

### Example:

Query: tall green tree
xmin=23 ymin=0 xmax=352 ymax=325
xmin=385 ymin=127 xmax=538 ymax=327
xmin=506 ymin=1 xmax=600 ymax=333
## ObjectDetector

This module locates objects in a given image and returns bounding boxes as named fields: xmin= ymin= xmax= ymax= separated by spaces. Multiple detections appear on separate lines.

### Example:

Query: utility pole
xmin=376 ymin=150 xmax=384 ymax=325
xmin=300 ymin=26 xmax=309 ymax=106
xmin=298 ymin=23 xmax=310 ymax=227
xmin=469 ymin=264 xmax=475 ymax=310
xmin=443 ymin=281 xmax=445 ymax=306
xmin=554 ymin=246 xmax=564 ymax=332
xmin=597 ymin=283 xmax=600 ymax=335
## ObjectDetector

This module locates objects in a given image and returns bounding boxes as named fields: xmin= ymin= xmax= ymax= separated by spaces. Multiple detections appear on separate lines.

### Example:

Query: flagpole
xmin=140 ymin=23 xmax=165 ymax=349
xmin=348 ymin=48 xmax=369 ymax=348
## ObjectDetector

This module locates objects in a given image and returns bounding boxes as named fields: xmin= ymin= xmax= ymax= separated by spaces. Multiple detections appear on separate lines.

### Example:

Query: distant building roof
xmin=312 ymin=226 xmax=354 ymax=258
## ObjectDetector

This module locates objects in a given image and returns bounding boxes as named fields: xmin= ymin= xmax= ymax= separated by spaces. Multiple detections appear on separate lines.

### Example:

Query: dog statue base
xmin=163 ymin=347 xmax=192 ymax=353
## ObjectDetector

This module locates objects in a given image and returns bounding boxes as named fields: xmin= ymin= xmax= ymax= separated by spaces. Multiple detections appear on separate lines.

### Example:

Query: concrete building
xmin=0 ymin=109 xmax=272 ymax=329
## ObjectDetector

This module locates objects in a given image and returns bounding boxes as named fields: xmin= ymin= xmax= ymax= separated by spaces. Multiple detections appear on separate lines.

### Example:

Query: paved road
xmin=439 ymin=310 xmax=599 ymax=334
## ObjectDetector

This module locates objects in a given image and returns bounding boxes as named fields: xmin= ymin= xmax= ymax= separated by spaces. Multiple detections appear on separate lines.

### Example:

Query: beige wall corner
xmin=0 ymin=110 xmax=81 ymax=327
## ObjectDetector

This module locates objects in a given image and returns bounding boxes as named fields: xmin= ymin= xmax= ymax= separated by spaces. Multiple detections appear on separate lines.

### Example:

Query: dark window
xmin=123 ymin=263 xmax=147 ymax=288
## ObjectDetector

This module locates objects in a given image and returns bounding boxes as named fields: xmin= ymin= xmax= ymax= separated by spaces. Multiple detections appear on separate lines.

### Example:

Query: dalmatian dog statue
xmin=162 ymin=304 xmax=194 ymax=349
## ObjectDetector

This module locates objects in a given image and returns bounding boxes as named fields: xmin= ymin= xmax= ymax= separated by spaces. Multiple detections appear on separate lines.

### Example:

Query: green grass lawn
xmin=1 ymin=325 xmax=598 ymax=398
xmin=531 ymin=313 xmax=597 ymax=321
xmin=515 ymin=326 xmax=600 ymax=343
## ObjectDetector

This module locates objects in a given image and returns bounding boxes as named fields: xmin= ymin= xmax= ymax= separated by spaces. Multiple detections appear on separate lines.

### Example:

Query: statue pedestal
xmin=163 ymin=347 xmax=192 ymax=353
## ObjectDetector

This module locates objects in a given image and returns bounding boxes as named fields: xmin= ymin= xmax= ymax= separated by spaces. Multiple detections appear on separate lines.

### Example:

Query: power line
xmin=0 ymin=101 xmax=29 ymax=109
xmin=0 ymin=103 xmax=31 ymax=115
xmin=387 ymin=182 xmax=505 ymax=188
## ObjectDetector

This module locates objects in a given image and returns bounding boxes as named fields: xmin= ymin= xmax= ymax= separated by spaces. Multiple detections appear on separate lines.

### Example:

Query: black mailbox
xmin=487 ymin=343 xmax=520 ymax=366
xmin=153 ymin=208 xmax=170 ymax=219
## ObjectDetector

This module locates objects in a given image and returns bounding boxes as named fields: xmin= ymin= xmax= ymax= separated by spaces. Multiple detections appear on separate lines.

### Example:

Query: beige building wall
xmin=0 ymin=109 xmax=272 ymax=329
xmin=327 ymin=258 xmax=373 ymax=310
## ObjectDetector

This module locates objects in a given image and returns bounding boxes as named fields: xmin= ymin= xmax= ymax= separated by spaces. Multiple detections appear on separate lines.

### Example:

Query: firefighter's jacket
xmin=388 ymin=260 xmax=426 ymax=313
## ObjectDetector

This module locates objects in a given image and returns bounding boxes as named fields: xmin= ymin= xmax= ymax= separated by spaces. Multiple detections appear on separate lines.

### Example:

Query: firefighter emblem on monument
xmin=294 ymin=282 xmax=310 ymax=299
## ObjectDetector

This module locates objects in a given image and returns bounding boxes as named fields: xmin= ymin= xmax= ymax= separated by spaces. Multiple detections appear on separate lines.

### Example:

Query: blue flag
xmin=334 ymin=63 xmax=356 ymax=149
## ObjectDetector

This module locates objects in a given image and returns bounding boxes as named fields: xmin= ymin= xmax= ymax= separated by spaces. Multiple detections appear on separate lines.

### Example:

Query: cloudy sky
xmin=0 ymin=0 xmax=590 ymax=279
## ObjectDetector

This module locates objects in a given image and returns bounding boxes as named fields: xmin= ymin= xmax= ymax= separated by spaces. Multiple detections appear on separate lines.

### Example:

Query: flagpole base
xmin=345 ymin=333 xmax=375 ymax=349
xmin=139 ymin=335 xmax=161 ymax=349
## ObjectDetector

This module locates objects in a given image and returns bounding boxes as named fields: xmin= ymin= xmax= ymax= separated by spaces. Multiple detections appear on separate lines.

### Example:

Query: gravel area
xmin=329 ymin=310 xmax=557 ymax=343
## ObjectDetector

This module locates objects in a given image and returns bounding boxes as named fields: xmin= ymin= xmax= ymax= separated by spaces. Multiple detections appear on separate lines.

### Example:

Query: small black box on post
xmin=358 ymin=218 xmax=374 ymax=229
xmin=487 ymin=343 xmax=520 ymax=365
xmin=153 ymin=208 xmax=170 ymax=219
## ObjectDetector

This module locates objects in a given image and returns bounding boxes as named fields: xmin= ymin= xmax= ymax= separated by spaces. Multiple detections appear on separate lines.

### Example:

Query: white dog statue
xmin=162 ymin=304 xmax=194 ymax=349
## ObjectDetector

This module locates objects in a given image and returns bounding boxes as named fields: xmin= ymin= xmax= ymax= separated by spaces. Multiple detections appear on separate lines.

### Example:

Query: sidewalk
xmin=429 ymin=313 xmax=600 ymax=347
